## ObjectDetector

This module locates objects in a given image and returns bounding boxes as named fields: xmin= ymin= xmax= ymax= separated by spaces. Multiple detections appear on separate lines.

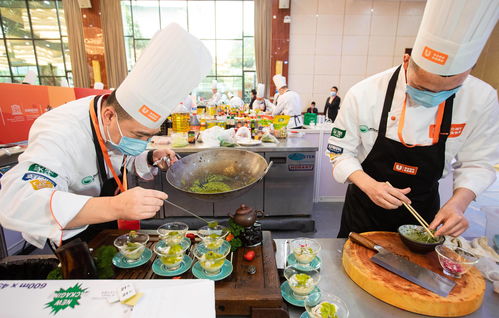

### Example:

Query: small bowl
xmin=398 ymin=224 xmax=444 ymax=253
xmin=197 ymin=225 xmax=229 ymax=250
xmin=113 ymin=231 xmax=149 ymax=262
xmin=284 ymin=265 xmax=320 ymax=300
xmin=305 ymin=292 xmax=349 ymax=318
xmin=158 ymin=222 xmax=189 ymax=245
xmin=290 ymin=238 xmax=321 ymax=265
xmin=435 ymin=245 xmax=478 ymax=278
xmin=193 ymin=240 xmax=231 ymax=275
xmin=154 ymin=241 xmax=189 ymax=271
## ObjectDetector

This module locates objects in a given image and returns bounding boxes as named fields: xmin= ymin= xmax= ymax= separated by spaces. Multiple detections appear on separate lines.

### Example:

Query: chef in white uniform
xmin=272 ymin=74 xmax=303 ymax=128
xmin=227 ymin=91 xmax=245 ymax=110
xmin=329 ymin=0 xmax=499 ymax=238
xmin=208 ymin=80 xmax=222 ymax=106
xmin=252 ymin=83 xmax=274 ymax=113
xmin=0 ymin=23 xmax=212 ymax=248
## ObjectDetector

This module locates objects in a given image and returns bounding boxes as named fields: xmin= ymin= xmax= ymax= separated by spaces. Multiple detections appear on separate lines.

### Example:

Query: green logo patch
xmin=331 ymin=127 xmax=346 ymax=138
xmin=44 ymin=283 xmax=87 ymax=315
xmin=359 ymin=125 xmax=369 ymax=133
xmin=81 ymin=175 xmax=95 ymax=185
xmin=28 ymin=164 xmax=58 ymax=178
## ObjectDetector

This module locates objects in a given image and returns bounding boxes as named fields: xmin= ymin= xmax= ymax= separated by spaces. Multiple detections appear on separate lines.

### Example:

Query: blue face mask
xmin=107 ymin=115 xmax=149 ymax=156
xmin=406 ymin=85 xmax=460 ymax=108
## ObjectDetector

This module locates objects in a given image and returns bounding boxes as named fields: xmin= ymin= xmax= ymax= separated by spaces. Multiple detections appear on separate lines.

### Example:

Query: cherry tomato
xmin=186 ymin=233 xmax=197 ymax=240
xmin=243 ymin=250 xmax=255 ymax=261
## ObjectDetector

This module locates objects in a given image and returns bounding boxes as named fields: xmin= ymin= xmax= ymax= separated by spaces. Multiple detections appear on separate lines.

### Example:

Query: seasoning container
xmin=188 ymin=130 xmax=196 ymax=144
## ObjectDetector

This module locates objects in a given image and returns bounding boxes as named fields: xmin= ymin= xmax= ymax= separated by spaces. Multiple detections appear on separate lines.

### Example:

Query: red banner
xmin=0 ymin=83 xmax=111 ymax=144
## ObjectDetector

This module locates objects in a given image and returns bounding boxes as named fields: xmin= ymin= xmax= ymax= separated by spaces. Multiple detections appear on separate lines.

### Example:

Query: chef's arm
xmin=429 ymin=188 xmax=475 ymax=237
xmin=272 ymin=99 xmax=284 ymax=115
xmin=430 ymin=91 xmax=499 ymax=237
xmin=65 ymin=187 xmax=167 ymax=228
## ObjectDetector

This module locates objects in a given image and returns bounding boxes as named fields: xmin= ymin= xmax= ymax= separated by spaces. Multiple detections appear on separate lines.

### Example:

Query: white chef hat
xmin=256 ymin=83 xmax=265 ymax=98
xmin=211 ymin=80 xmax=218 ymax=89
xmin=116 ymin=23 xmax=212 ymax=129
xmin=412 ymin=0 xmax=498 ymax=76
xmin=273 ymin=74 xmax=287 ymax=89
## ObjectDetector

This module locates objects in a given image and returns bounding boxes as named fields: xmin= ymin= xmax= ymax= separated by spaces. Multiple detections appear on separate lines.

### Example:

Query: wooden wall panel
xmin=270 ymin=0 xmax=291 ymax=95
xmin=81 ymin=0 xmax=107 ymax=88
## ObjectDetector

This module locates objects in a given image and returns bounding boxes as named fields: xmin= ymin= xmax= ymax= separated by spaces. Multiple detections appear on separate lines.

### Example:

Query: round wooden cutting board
xmin=342 ymin=232 xmax=485 ymax=317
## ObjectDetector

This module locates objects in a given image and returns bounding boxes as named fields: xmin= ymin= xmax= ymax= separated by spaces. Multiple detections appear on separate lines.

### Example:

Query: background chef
xmin=327 ymin=0 xmax=499 ymax=238
xmin=0 ymin=23 xmax=212 ymax=248
xmin=252 ymin=83 xmax=274 ymax=113
xmin=272 ymin=74 xmax=303 ymax=129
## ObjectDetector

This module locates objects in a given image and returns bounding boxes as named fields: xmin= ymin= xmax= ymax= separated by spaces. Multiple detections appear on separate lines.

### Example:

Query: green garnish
xmin=189 ymin=175 xmax=232 ymax=193
xmin=320 ymin=302 xmax=338 ymax=318
xmin=208 ymin=221 xmax=218 ymax=229
xmin=129 ymin=230 xmax=137 ymax=238
xmin=405 ymin=228 xmax=440 ymax=244
xmin=208 ymin=233 xmax=220 ymax=239
xmin=125 ymin=242 xmax=142 ymax=250
xmin=161 ymin=255 xmax=183 ymax=265
xmin=167 ymin=231 xmax=180 ymax=236
xmin=294 ymin=273 xmax=311 ymax=285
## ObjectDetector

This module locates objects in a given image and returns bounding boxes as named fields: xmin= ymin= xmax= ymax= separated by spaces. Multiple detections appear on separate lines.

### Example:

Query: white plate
xmin=237 ymin=139 xmax=262 ymax=146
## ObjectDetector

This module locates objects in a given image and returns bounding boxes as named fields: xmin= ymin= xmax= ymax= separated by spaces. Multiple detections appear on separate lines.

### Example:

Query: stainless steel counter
xmin=150 ymin=136 xmax=319 ymax=153
xmin=274 ymin=238 xmax=498 ymax=318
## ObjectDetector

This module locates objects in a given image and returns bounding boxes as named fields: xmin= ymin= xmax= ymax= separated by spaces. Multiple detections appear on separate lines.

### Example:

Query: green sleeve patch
xmin=331 ymin=127 xmax=346 ymax=138
xmin=28 ymin=163 xmax=58 ymax=178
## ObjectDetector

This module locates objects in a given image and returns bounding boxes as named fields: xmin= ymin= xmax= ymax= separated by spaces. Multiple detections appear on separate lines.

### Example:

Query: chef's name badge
xmin=22 ymin=172 xmax=57 ymax=190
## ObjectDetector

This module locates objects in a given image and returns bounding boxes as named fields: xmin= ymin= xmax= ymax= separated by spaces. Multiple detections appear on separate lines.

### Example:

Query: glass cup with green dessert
xmin=305 ymin=292 xmax=349 ymax=318
xmin=197 ymin=224 xmax=229 ymax=250
xmin=154 ymin=240 xmax=190 ymax=271
xmin=290 ymin=238 xmax=321 ymax=265
xmin=193 ymin=240 xmax=231 ymax=275
xmin=157 ymin=222 xmax=189 ymax=245
xmin=284 ymin=265 xmax=321 ymax=300
xmin=113 ymin=231 xmax=149 ymax=263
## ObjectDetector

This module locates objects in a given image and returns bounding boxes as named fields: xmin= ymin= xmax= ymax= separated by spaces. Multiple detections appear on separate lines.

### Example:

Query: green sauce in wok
xmin=188 ymin=174 xmax=233 ymax=194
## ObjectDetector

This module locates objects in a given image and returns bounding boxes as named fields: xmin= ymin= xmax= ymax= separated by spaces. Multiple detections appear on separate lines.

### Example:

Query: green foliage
xmin=46 ymin=267 xmax=63 ymax=280
xmin=228 ymin=219 xmax=245 ymax=251
xmin=94 ymin=245 xmax=117 ymax=279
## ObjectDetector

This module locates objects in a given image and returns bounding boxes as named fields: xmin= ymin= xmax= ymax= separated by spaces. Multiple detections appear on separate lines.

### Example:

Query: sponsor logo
xmin=288 ymin=153 xmax=315 ymax=161
xmin=11 ymin=104 xmax=22 ymax=115
xmin=393 ymin=162 xmax=418 ymax=176
xmin=359 ymin=125 xmax=378 ymax=133
xmin=429 ymin=123 xmax=466 ymax=139
xmin=422 ymin=46 xmax=448 ymax=65
xmin=331 ymin=127 xmax=346 ymax=138
xmin=288 ymin=164 xmax=314 ymax=171
xmin=28 ymin=163 xmax=58 ymax=178
xmin=327 ymin=144 xmax=343 ymax=154
xmin=327 ymin=153 xmax=341 ymax=162
xmin=139 ymin=105 xmax=160 ymax=122
xmin=22 ymin=172 xmax=57 ymax=190
xmin=81 ymin=175 xmax=96 ymax=185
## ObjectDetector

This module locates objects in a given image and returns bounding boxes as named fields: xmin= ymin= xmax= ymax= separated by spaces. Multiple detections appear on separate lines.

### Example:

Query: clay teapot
xmin=229 ymin=204 xmax=264 ymax=227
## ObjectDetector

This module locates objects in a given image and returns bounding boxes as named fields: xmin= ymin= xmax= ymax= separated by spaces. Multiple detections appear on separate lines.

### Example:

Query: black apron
xmin=61 ymin=95 xmax=121 ymax=244
xmin=337 ymin=66 xmax=455 ymax=238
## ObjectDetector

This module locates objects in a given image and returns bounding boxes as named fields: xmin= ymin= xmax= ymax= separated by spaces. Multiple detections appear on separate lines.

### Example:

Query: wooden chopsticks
xmin=385 ymin=181 xmax=435 ymax=238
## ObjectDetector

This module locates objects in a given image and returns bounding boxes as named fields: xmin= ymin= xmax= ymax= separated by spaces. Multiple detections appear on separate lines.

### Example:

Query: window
xmin=121 ymin=0 xmax=255 ymax=102
xmin=0 ymin=0 xmax=71 ymax=86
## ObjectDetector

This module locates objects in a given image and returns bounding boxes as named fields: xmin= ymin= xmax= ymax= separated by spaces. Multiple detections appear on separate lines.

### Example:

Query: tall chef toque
xmin=256 ymin=83 xmax=265 ymax=98
xmin=116 ymin=23 xmax=212 ymax=129
xmin=273 ymin=74 xmax=287 ymax=90
xmin=412 ymin=0 xmax=498 ymax=76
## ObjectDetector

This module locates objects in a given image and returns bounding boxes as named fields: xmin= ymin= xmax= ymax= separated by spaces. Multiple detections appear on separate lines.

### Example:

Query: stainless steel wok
xmin=166 ymin=149 xmax=272 ymax=201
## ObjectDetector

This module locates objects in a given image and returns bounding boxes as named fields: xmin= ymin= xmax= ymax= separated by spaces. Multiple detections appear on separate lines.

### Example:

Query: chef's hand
xmin=112 ymin=187 xmax=167 ymax=220
xmin=152 ymin=148 xmax=177 ymax=169
xmin=429 ymin=188 xmax=475 ymax=237
xmin=349 ymin=171 xmax=411 ymax=209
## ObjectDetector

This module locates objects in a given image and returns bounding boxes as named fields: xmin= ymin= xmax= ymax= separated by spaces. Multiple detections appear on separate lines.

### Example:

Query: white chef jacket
xmin=228 ymin=96 xmax=245 ymax=110
xmin=253 ymin=98 xmax=274 ymax=112
xmin=0 ymin=95 xmax=157 ymax=248
xmin=327 ymin=65 xmax=499 ymax=197
xmin=208 ymin=92 xmax=228 ymax=106
xmin=272 ymin=90 xmax=303 ymax=128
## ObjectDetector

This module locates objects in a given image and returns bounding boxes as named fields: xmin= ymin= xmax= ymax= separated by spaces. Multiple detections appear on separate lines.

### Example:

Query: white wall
xmin=288 ymin=0 xmax=426 ymax=112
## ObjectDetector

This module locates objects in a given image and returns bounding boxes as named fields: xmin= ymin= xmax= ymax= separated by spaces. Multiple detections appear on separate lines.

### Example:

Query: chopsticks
xmin=385 ymin=181 xmax=435 ymax=239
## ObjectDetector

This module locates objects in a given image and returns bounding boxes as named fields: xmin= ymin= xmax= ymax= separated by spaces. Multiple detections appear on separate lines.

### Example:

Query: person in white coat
xmin=252 ymin=83 xmax=274 ymax=113
xmin=208 ymin=80 xmax=222 ymax=106
xmin=272 ymin=74 xmax=303 ymax=128
xmin=328 ymin=0 xmax=499 ymax=238
xmin=227 ymin=91 xmax=245 ymax=110
xmin=0 ymin=23 xmax=212 ymax=248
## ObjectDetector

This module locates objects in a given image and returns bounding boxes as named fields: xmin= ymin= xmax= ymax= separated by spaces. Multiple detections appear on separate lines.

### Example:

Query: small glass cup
xmin=305 ymin=292 xmax=349 ymax=318
xmin=435 ymin=245 xmax=478 ymax=278
xmin=194 ymin=240 xmax=231 ymax=275
xmin=290 ymin=238 xmax=321 ymax=265
xmin=284 ymin=265 xmax=320 ymax=300
xmin=197 ymin=225 xmax=229 ymax=250
xmin=113 ymin=232 xmax=149 ymax=263
xmin=154 ymin=241 xmax=189 ymax=271
xmin=157 ymin=222 xmax=189 ymax=245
